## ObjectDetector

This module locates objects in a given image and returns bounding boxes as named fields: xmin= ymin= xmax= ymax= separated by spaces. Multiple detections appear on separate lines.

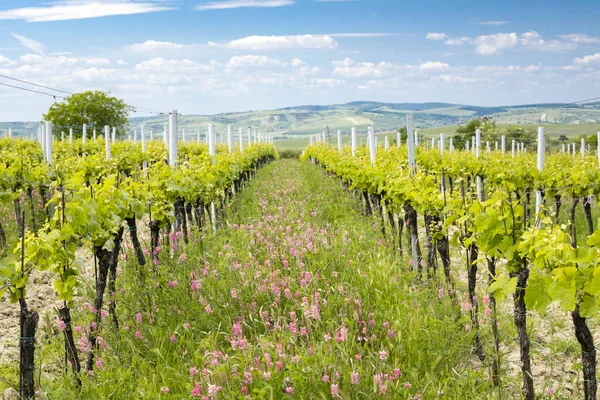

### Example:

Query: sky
xmin=0 ymin=0 xmax=600 ymax=121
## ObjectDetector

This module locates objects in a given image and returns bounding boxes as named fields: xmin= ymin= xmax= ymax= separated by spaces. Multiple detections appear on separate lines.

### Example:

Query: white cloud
xmin=116 ymin=59 xmax=128 ymax=65
xmin=331 ymin=58 xmax=396 ymax=78
xmin=305 ymin=78 xmax=345 ymax=88
xmin=328 ymin=33 xmax=398 ymax=38
xmin=135 ymin=58 xmax=218 ymax=73
xmin=291 ymin=58 xmax=305 ymax=67
xmin=129 ymin=40 xmax=185 ymax=52
xmin=425 ymin=33 xmax=446 ymax=40
xmin=418 ymin=61 xmax=449 ymax=70
xmin=72 ymin=67 xmax=115 ymax=81
xmin=559 ymin=34 xmax=600 ymax=44
xmin=195 ymin=0 xmax=294 ymax=10
xmin=474 ymin=33 xmax=518 ymax=55
xmin=520 ymin=31 xmax=576 ymax=52
xmin=82 ymin=57 xmax=110 ymax=65
xmin=295 ymin=65 xmax=321 ymax=77
xmin=436 ymin=74 xmax=480 ymax=84
xmin=574 ymin=52 xmax=600 ymax=65
xmin=11 ymin=34 xmax=44 ymax=54
xmin=444 ymin=37 xmax=471 ymax=45
xmin=474 ymin=65 xmax=541 ymax=74
xmin=224 ymin=34 xmax=337 ymax=50
xmin=476 ymin=20 xmax=508 ymax=25
xmin=227 ymin=54 xmax=284 ymax=67
xmin=0 ymin=1 xmax=173 ymax=23
xmin=0 ymin=56 xmax=14 ymax=66
xmin=19 ymin=54 xmax=43 ymax=63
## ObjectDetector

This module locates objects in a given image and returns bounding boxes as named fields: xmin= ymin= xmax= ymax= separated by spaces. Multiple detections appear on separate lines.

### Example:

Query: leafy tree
xmin=503 ymin=125 xmax=537 ymax=147
xmin=452 ymin=117 xmax=497 ymax=148
xmin=43 ymin=91 xmax=133 ymax=138
xmin=397 ymin=127 xmax=407 ymax=144
xmin=558 ymin=135 xmax=569 ymax=142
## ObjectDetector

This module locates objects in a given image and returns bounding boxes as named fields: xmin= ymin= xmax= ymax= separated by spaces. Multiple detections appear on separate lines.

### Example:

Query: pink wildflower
xmin=135 ymin=330 xmax=143 ymax=339
xmin=351 ymin=371 xmax=359 ymax=385
xmin=379 ymin=350 xmax=388 ymax=360
xmin=57 ymin=320 xmax=67 ymax=330
xmin=331 ymin=384 xmax=340 ymax=398
xmin=191 ymin=382 xmax=202 ymax=397
xmin=161 ymin=387 xmax=170 ymax=394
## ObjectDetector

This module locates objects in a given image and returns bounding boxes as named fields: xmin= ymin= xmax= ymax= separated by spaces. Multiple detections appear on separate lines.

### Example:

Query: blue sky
xmin=0 ymin=0 xmax=599 ymax=121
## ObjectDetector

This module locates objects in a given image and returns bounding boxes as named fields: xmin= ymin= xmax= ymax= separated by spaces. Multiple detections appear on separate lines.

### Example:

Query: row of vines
xmin=303 ymin=142 xmax=600 ymax=399
xmin=0 ymin=137 xmax=277 ymax=399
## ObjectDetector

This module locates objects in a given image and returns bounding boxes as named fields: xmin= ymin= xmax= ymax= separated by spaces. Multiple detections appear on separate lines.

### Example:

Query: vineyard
xmin=1 ymin=118 xmax=600 ymax=400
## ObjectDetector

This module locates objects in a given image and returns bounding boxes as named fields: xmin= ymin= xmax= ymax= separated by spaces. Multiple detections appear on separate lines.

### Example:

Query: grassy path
xmin=42 ymin=159 xmax=492 ymax=399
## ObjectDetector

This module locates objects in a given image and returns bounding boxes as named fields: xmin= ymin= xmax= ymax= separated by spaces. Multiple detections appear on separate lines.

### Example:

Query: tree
xmin=503 ymin=125 xmax=537 ymax=147
xmin=452 ymin=117 xmax=497 ymax=149
xmin=397 ymin=127 xmax=407 ymax=144
xmin=43 ymin=91 xmax=133 ymax=138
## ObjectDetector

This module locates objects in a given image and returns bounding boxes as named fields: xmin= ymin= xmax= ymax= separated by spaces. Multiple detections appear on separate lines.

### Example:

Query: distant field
xmin=419 ymin=123 xmax=600 ymax=138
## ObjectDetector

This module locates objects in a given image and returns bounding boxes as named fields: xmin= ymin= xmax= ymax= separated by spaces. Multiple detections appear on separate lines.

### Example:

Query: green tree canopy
xmin=452 ymin=117 xmax=497 ymax=148
xmin=43 ymin=91 xmax=133 ymax=138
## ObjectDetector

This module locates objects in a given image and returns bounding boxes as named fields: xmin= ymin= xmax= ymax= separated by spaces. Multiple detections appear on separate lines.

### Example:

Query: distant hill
xmin=3 ymin=101 xmax=600 ymax=139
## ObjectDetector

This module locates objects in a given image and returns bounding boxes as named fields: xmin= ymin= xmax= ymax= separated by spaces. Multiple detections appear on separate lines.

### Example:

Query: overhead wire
xmin=0 ymin=73 xmax=166 ymax=115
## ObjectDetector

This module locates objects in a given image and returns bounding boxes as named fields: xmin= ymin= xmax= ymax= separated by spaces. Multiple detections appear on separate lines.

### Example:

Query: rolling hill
xmin=3 ymin=101 xmax=600 ymax=140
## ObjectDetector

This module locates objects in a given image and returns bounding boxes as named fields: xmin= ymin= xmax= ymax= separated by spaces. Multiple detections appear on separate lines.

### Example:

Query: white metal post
xmin=141 ymin=126 xmax=146 ymax=153
xmin=351 ymin=127 xmax=357 ymax=156
xmin=169 ymin=110 xmax=178 ymax=167
xmin=337 ymin=129 xmax=342 ymax=152
xmin=407 ymin=114 xmax=415 ymax=172
xmin=368 ymin=126 xmax=376 ymax=166
xmin=449 ymin=137 xmax=454 ymax=152
xmin=384 ymin=136 xmax=389 ymax=151
xmin=536 ymin=127 xmax=545 ymax=226
xmin=112 ymin=127 xmax=116 ymax=144
xmin=475 ymin=129 xmax=482 ymax=200
xmin=597 ymin=131 xmax=600 ymax=166
xmin=511 ymin=139 xmax=515 ymax=158
xmin=41 ymin=124 xmax=46 ymax=157
xmin=93 ymin=129 xmax=96 ymax=140
xmin=227 ymin=125 xmax=233 ymax=153
xmin=45 ymin=122 xmax=53 ymax=165
xmin=82 ymin=124 xmax=87 ymax=146
xmin=501 ymin=135 xmax=506 ymax=154
xmin=440 ymin=133 xmax=445 ymax=156
xmin=69 ymin=128 xmax=73 ymax=144
xmin=208 ymin=124 xmax=216 ymax=161
xmin=104 ymin=125 xmax=111 ymax=160
xmin=581 ymin=138 xmax=586 ymax=157
xmin=8 ymin=127 xmax=11 ymax=138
